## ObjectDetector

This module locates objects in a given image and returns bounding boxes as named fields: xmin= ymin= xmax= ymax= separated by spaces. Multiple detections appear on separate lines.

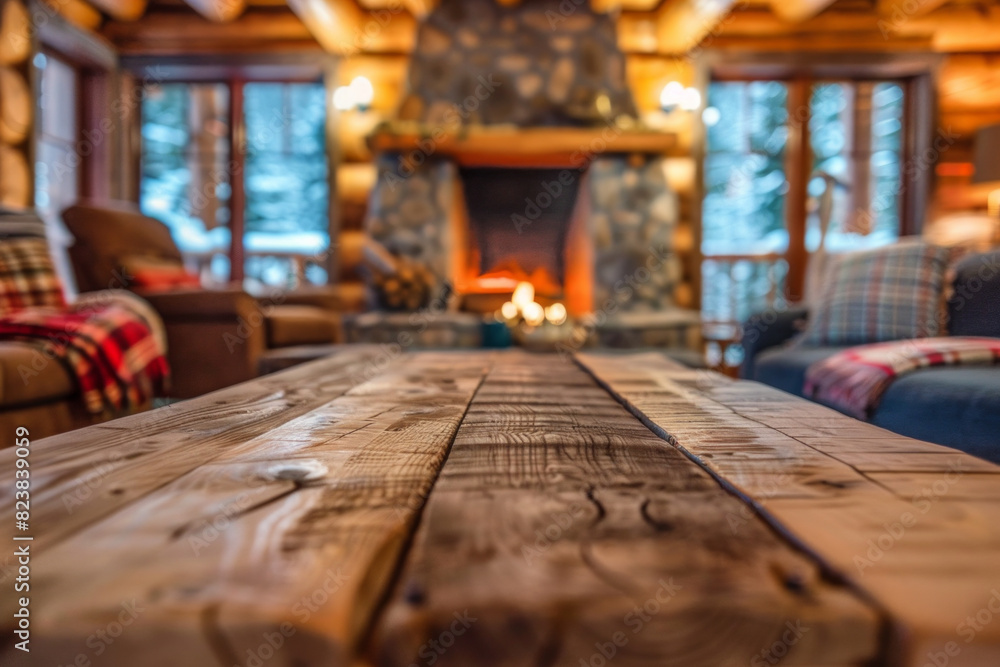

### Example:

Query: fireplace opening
xmin=458 ymin=167 xmax=583 ymax=298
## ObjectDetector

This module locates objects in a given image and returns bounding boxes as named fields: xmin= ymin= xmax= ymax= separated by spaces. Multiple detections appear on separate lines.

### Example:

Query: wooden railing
xmin=701 ymin=252 xmax=790 ymax=375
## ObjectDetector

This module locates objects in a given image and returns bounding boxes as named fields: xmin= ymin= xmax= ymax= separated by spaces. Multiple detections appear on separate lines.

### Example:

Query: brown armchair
xmin=62 ymin=201 xmax=363 ymax=398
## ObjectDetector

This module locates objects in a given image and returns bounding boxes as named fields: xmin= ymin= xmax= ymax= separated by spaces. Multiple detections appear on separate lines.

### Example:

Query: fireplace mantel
xmin=367 ymin=126 xmax=679 ymax=167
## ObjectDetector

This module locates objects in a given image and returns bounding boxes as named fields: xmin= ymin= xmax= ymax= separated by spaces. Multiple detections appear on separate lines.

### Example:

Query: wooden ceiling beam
xmin=655 ymin=0 xmax=738 ymax=54
xmin=287 ymin=0 xmax=415 ymax=54
xmin=767 ymin=0 xmax=837 ymax=24
xmin=86 ymin=0 xmax=146 ymax=21
xmin=41 ymin=0 xmax=102 ymax=31
xmin=287 ymin=0 xmax=365 ymax=54
xmin=876 ymin=0 xmax=949 ymax=18
xmin=399 ymin=0 xmax=436 ymax=19
xmin=181 ymin=0 xmax=247 ymax=22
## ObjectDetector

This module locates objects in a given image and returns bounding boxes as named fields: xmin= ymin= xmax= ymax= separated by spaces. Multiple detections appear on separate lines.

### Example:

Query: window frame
xmin=124 ymin=55 xmax=338 ymax=284
xmin=698 ymin=53 xmax=937 ymax=305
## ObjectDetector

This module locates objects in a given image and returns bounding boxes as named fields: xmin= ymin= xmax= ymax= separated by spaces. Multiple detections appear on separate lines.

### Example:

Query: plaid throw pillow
xmin=799 ymin=240 xmax=951 ymax=346
xmin=0 ymin=237 xmax=67 ymax=315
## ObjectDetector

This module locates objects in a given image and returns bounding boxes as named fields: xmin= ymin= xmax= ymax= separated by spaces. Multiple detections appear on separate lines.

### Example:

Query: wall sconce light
xmin=659 ymin=81 xmax=702 ymax=113
xmin=333 ymin=76 xmax=374 ymax=112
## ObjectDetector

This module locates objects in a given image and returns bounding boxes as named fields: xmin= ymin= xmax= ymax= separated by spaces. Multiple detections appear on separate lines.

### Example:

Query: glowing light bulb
xmin=680 ymin=87 xmax=702 ymax=111
xmin=511 ymin=282 xmax=535 ymax=312
xmin=522 ymin=302 xmax=545 ymax=327
xmin=500 ymin=301 xmax=519 ymax=321
xmin=333 ymin=85 xmax=356 ymax=111
xmin=545 ymin=303 xmax=567 ymax=326
xmin=349 ymin=76 xmax=374 ymax=109
xmin=659 ymin=81 xmax=684 ymax=111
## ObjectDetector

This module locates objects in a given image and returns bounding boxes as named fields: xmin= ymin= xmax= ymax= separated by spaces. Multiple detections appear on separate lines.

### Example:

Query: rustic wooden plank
xmin=0 ymin=345 xmax=392 ymax=553
xmin=369 ymin=352 xmax=882 ymax=667
xmin=1 ymin=351 xmax=494 ymax=667
xmin=577 ymin=351 xmax=1000 ymax=666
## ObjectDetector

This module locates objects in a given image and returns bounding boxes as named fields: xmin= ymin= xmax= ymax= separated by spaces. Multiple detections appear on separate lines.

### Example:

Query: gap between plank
xmin=352 ymin=354 xmax=496 ymax=663
xmin=572 ymin=354 xmax=907 ymax=667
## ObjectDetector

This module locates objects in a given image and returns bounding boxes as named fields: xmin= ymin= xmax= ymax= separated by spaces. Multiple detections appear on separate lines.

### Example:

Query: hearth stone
xmin=344 ymin=311 xmax=484 ymax=348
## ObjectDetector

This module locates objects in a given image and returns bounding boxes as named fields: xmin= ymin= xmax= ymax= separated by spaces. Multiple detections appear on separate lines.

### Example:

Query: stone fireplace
xmin=364 ymin=0 xmax=682 ymax=318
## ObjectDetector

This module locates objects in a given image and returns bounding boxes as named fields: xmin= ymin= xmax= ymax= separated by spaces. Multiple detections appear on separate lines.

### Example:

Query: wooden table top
xmin=2 ymin=347 xmax=999 ymax=667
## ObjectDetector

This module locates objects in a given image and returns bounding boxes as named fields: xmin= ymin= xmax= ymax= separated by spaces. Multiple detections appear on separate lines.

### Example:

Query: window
xmin=140 ymin=80 xmax=329 ymax=286
xmin=243 ymin=82 xmax=329 ymax=286
xmin=702 ymin=77 xmax=909 ymax=327
xmin=702 ymin=81 xmax=791 ymax=329
xmin=141 ymin=83 xmax=232 ymax=281
xmin=34 ymin=52 xmax=80 ymax=294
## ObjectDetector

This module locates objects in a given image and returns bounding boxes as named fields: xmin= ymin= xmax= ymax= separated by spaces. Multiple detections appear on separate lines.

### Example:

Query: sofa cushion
xmin=752 ymin=345 xmax=848 ymax=398
xmin=121 ymin=255 xmax=201 ymax=290
xmin=266 ymin=305 xmax=341 ymax=348
xmin=873 ymin=367 xmax=1000 ymax=463
xmin=948 ymin=250 xmax=1000 ymax=338
xmin=799 ymin=240 xmax=951 ymax=346
xmin=0 ymin=341 xmax=75 ymax=407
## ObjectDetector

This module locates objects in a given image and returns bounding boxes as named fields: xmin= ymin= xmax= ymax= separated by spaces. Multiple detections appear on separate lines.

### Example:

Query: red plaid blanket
xmin=0 ymin=301 xmax=169 ymax=415
xmin=804 ymin=337 xmax=1000 ymax=419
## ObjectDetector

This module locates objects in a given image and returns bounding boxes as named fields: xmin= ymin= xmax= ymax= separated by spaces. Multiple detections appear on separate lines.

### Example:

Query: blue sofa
xmin=741 ymin=250 xmax=1000 ymax=463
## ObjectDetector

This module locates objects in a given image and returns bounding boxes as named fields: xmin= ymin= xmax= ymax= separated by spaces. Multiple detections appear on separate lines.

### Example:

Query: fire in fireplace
xmin=458 ymin=167 xmax=583 ymax=298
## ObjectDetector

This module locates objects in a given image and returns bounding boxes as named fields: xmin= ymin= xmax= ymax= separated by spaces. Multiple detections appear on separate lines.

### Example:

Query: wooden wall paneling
xmin=0 ymin=0 xmax=31 ymax=65
xmin=0 ymin=0 xmax=35 ymax=210
xmin=40 ymin=0 xmax=103 ymax=32
xmin=338 ymin=162 xmax=376 ymax=231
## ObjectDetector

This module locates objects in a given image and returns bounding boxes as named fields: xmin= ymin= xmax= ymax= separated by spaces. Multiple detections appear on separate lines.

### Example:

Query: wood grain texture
xmin=0 ymin=346 xmax=387 ymax=552
xmin=576 ymin=351 xmax=1000 ymax=667
xmin=7 ymin=349 xmax=998 ymax=667
xmin=369 ymin=352 xmax=882 ymax=667
xmin=1 ymin=351 xmax=494 ymax=667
